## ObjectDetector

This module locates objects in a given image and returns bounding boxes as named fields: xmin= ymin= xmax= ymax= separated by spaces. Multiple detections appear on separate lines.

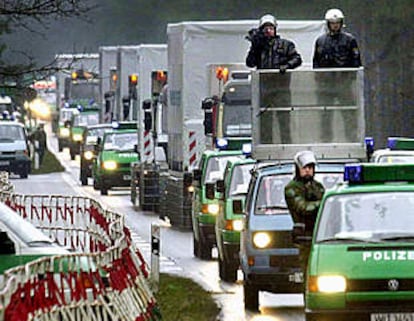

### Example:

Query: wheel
xmin=193 ymin=234 xmax=199 ymax=257
xmin=70 ymin=149 xmax=76 ymax=160
xmin=93 ymin=178 xmax=99 ymax=190
xmin=219 ymin=256 xmax=237 ymax=283
xmin=100 ymin=185 xmax=108 ymax=195
xmin=80 ymin=171 xmax=88 ymax=186
xmin=58 ymin=140 xmax=63 ymax=152
xmin=20 ymin=170 xmax=28 ymax=179
xmin=197 ymin=237 xmax=212 ymax=260
xmin=244 ymin=281 xmax=259 ymax=311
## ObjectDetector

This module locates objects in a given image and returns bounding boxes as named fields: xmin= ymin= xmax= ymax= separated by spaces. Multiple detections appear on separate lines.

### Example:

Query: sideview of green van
xmin=304 ymin=163 xmax=414 ymax=321
xmin=215 ymin=157 xmax=255 ymax=282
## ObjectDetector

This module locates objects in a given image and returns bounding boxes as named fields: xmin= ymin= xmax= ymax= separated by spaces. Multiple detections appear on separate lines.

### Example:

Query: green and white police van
xmin=304 ymin=163 xmax=414 ymax=321
xmin=371 ymin=137 xmax=414 ymax=164
xmin=92 ymin=126 xmax=139 ymax=195
xmin=192 ymin=149 xmax=244 ymax=260
xmin=215 ymin=157 xmax=255 ymax=282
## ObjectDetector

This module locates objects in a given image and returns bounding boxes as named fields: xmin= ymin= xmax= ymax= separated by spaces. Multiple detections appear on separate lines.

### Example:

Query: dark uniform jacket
xmin=313 ymin=31 xmax=361 ymax=68
xmin=246 ymin=35 xmax=302 ymax=70
xmin=284 ymin=178 xmax=325 ymax=236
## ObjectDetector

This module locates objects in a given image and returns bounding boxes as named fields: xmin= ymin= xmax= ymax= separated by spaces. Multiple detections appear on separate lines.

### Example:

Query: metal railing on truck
xmin=0 ymin=173 xmax=161 ymax=321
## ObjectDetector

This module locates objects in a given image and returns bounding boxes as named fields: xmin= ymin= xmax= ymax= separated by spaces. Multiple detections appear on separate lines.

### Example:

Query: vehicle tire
xmin=219 ymin=256 xmax=237 ymax=283
xmin=70 ymin=149 xmax=76 ymax=160
xmin=93 ymin=179 xmax=99 ymax=190
xmin=244 ymin=281 xmax=259 ymax=311
xmin=80 ymin=171 xmax=88 ymax=186
xmin=193 ymin=234 xmax=199 ymax=258
xmin=58 ymin=141 xmax=63 ymax=152
xmin=100 ymin=185 xmax=108 ymax=195
xmin=197 ymin=238 xmax=212 ymax=260
xmin=20 ymin=170 xmax=28 ymax=179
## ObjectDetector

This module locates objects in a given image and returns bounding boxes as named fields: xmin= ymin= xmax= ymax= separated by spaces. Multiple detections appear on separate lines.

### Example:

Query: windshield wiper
xmin=379 ymin=234 xmax=414 ymax=242
xmin=28 ymin=240 xmax=53 ymax=246
xmin=317 ymin=237 xmax=380 ymax=244
xmin=257 ymin=205 xmax=287 ymax=211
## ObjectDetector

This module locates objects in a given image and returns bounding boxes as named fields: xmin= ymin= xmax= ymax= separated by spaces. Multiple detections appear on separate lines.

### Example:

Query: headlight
xmin=207 ymin=204 xmax=219 ymax=215
xmin=232 ymin=219 xmax=243 ymax=231
xmin=317 ymin=275 xmax=347 ymax=293
xmin=73 ymin=134 xmax=83 ymax=142
xmin=60 ymin=128 xmax=70 ymax=137
xmin=103 ymin=161 xmax=117 ymax=170
xmin=188 ymin=185 xmax=195 ymax=193
xmin=83 ymin=151 xmax=94 ymax=160
xmin=253 ymin=232 xmax=271 ymax=248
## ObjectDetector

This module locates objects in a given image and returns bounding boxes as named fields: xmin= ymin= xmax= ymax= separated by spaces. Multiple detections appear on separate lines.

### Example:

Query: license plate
xmin=0 ymin=160 xmax=9 ymax=166
xmin=288 ymin=272 xmax=303 ymax=283
xmin=371 ymin=313 xmax=414 ymax=321
xmin=123 ymin=175 xmax=131 ymax=180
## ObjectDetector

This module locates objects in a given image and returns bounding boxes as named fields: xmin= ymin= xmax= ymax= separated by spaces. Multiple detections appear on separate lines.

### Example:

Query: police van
xmin=303 ymin=163 xmax=414 ymax=321
xmin=370 ymin=137 xmax=414 ymax=164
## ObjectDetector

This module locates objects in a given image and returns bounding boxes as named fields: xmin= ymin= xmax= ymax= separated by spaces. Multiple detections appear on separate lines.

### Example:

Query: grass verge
xmin=156 ymin=273 xmax=220 ymax=321
xmin=31 ymin=149 xmax=65 ymax=174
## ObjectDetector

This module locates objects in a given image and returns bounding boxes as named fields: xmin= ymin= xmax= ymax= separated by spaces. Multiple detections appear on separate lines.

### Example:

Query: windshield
xmin=70 ymin=82 xmax=99 ymax=102
xmin=316 ymin=192 xmax=414 ymax=242
xmin=222 ymin=104 xmax=252 ymax=137
xmin=74 ymin=113 xmax=99 ymax=127
xmin=59 ymin=109 xmax=76 ymax=122
xmin=255 ymin=172 xmax=343 ymax=215
xmin=86 ymin=127 xmax=111 ymax=144
xmin=228 ymin=163 xmax=255 ymax=197
xmin=103 ymin=132 xmax=137 ymax=151
xmin=0 ymin=125 xmax=25 ymax=141
xmin=203 ymin=155 xmax=243 ymax=184
xmin=377 ymin=155 xmax=414 ymax=164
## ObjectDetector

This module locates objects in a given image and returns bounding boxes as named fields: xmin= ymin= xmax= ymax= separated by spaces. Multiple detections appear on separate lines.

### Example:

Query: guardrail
xmin=0 ymin=173 xmax=161 ymax=321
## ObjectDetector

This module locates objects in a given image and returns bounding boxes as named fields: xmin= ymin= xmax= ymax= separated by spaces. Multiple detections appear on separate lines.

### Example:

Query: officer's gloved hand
xmin=279 ymin=65 xmax=288 ymax=74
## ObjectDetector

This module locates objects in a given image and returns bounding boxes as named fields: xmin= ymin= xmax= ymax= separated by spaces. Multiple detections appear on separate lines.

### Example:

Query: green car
xmin=302 ymin=163 xmax=414 ymax=321
xmin=215 ymin=157 xmax=255 ymax=282
xmin=67 ymin=108 xmax=100 ymax=160
xmin=92 ymin=128 xmax=139 ymax=195
xmin=192 ymin=149 xmax=244 ymax=260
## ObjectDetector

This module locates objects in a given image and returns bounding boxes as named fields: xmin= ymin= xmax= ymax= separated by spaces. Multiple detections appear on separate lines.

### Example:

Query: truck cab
xmin=203 ymin=71 xmax=252 ymax=151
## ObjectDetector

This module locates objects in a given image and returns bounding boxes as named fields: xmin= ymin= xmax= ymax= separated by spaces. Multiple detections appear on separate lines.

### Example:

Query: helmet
xmin=259 ymin=14 xmax=277 ymax=29
xmin=294 ymin=151 xmax=317 ymax=168
xmin=325 ymin=8 xmax=345 ymax=23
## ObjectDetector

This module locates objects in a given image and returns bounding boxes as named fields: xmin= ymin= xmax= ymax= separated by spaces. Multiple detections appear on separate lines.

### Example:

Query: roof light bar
xmin=344 ymin=163 xmax=414 ymax=184
xmin=387 ymin=137 xmax=414 ymax=150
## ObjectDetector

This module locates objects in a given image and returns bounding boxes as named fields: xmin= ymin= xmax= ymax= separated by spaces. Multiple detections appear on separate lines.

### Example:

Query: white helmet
xmin=294 ymin=151 xmax=317 ymax=168
xmin=259 ymin=14 xmax=277 ymax=28
xmin=325 ymin=8 xmax=345 ymax=23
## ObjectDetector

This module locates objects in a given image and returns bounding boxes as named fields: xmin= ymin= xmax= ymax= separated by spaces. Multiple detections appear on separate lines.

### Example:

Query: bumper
xmin=0 ymin=157 xmax=30 ymax=175
xmin=222 ymin=242 xmax=240 ymax=263
xmin=198 ymin=222 xmax=216 ymax=247
xmin=306 ymin=308 xmax=414 ymax=321
xmin=102 ymin=171 xmax=132 ymax=188
xmin=245 ymin=270 xmax=303 ymax=293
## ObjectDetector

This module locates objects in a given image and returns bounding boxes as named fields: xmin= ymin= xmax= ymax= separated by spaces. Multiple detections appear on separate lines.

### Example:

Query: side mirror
xmin=292 ymin=223 xmax=312 ymax=244
xmin=233 ymin=199 xmax=244 ymax=214
xmin=134 ymin=144 xmax=139 ymax=154
xmin=205 ymin=182 xmax=215 ymax=200
xmin=216 ymin=179 xmax=225 ymax=193
xmin=203 ymin=110 xmax=213 ymax=135
xmin=193 ymin=169 xmax=202 ymax=182
xmin=183 ymin=172 xmax=193 ymax=187
xmin=0 ymin=231 xmax=15 ymax=254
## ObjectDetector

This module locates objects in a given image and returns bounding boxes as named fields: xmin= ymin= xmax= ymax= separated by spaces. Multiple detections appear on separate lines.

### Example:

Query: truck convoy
xmin=162 ymin=19 xmax=325 ymax=230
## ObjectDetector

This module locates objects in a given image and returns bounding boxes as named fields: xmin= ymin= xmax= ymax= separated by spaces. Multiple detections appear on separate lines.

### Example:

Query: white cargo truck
xmin=163 ymin=19 xmax=325 ymax=229
xmin=99 ymin=46 xmax=118 ymax=123
xmin=113 ymin=45 xmax=168 ymax=209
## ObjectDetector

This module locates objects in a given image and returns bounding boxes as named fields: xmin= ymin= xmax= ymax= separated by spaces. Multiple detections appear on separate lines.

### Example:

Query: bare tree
xmin=0 ymin=0 xmax=96 ymax=83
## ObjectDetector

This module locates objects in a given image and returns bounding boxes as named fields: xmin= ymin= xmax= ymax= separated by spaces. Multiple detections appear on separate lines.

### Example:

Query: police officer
xmin=313 ymin=9 xmax=361 ymax=143
xmin=33 ymin=123 xmax=47 ymax=164
xmin=246 ymin=14 xmax=302 ymax=144
xmin=246 ymin=14 xmax=302 ymax=71
xmin=313 ymin=8 xmax=361 ymax=68
xmin=284 ymin=151 xmax=325 ymax=278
